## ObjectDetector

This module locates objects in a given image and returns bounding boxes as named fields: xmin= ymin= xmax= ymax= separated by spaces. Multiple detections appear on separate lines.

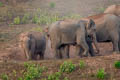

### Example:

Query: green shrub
xmin=23 ymin=62 xmax=45 ymax=80
xmin=21 ymin=13 xmax=30 ymax=24
xmin=49 ymin=2 xmax=56 ymax=8
xmin=13 ymin=16 xmax=20 ymax=25
xmin=64 ymin=77 xmax=69 ymax=80
xmin=32 ymin=15 xmax=39 ymax=24
xmin=60 ymin=61 xmax=76 ymax=73
xmin=79 ymin=60 xmax=85 ymax=69
xmin=1 ymin=74 xmax=9 ymax=80
xmin=0 ymin=2 xmax=3 ymax=7
xmin=114 ymin=61 xmax=120 ymax=69
xmin=96 ymin=68 xmax=106 ymax=80
xmin=48 ymin=72 xmax=62 ymax=80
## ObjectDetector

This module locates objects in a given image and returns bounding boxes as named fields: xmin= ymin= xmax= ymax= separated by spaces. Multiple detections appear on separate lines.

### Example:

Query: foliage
xmin=114 ymin=61 xmax=120 ymax=69
xmin=23 ymin=62 xmax=45 ymax=80
xmin=96 ymin=68 xmax=106 ymax=80
xmin=64 ymin=77 xmax=69 ymax=80
xmin=1 ymin=74 xmax=9 ymax=80
xmin=21 ymin=13 xmax=30 ymax=24
xmin=32 ymin=15 xmax=39 ymax=24
xmin=49 ymin=2 xmax=56 ymax=8
xmin=79 ymin=60 xmax=85 ymax=69
xmin=0 ymin=2 xmax=3 ymax=7
xmin=60 ymin=61 xmax=76 ymax=73
xmin=48 ymin=72 xmax=62 ymax=80
xmin=13 ymin=16 xmax=20 ymax=25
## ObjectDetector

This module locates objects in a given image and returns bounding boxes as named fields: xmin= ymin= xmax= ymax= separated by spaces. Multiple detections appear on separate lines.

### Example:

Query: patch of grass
xmin=13 ymin=16 xmax=20 ymax=25
xmin=48 ymin=71 xmax=62 ymax=80
xmin=32 ymin=15 xmax=39 ymax=24
xmin=0 ymin=2 xmax=3 ymax=7
xmin=79 ymin=60 xmax=85 ymax=69
xmin=32 ymin=27 xmax=43 ymax=32
xmin=96 ymin=68 xmax=106 ymax=80
xmin=114 ymin=61 xmax=120 ymax=69
xmin=23 ymin=62 xmax=45 ymax=80
xmin=1 ymin=74 xmax=9 ymax=80
xmin=60 ymin=61 xmax=76 ymax=73
xmin=64 ymin=77 xmax=69 ymax=80
xmin=49 ymin=2 xmax=56 ymax=8
xmin=21 ymin=13 xmax=30 ymax=24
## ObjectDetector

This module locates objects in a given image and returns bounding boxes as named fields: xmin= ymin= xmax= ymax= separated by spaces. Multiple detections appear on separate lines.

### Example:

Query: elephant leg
xmin=53 ymin=48 xmax=61 ymax=59
xmin=61 ymin=45 xmax=69 ymax=59
xmin=40 ymin=52 xmax=44 ymax=60
xmin=87 ymin=41 xmax=95 ymax=57
xmin=111 ymin=34 xmax=119 ymax=53
xmin=79 ymin=42 xmax=89 ymax=57
xmin=76 ymin=45 xmax=82 ymax=58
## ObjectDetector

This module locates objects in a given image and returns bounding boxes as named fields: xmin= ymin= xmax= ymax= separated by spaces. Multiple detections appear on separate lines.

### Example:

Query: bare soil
xmin=0 ymin=0 xmax=120 ymax=80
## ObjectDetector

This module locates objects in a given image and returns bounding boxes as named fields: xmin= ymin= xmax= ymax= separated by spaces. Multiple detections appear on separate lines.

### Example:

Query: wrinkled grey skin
xmin=48 ymin=19 xmax=97 ymax=59
xmin=86 ymin=13 xmax=120 ymax=53
xmin=25 ymin=32 xmax=46 ymax=60
xmin=104 ymin=4 xmax=120 ymax=16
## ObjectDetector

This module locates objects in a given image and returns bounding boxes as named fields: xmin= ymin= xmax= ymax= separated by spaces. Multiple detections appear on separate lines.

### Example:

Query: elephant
xmin=104 ymin=4 xmax=120 ymax=16
xmin=83 ymin=13 xmax=120 ymax=53
xmin=19 ymin=31 xmax=46 ymax=60
xmin=46 ymin=19 xmax=98 ymax=59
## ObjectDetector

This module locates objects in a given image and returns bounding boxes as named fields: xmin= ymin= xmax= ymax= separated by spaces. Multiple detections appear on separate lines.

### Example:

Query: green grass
xmin=60 ymin=61 xmax=76 ymax=73
xmin=79 ymin=60 xmax=85 ymax=69
xmin=114 ymin=61 xmax=120 ymax=69
xmin=1 ymin=74 xmax=9 ymax=80
xmin=0 ymin=2 xmax=3 ymax=7
xmin=96 ymin=68 xmax=106 ymax=80
xmin=49 ymin=2 xmax=56 ymax=8
xmin=13 ymin=16 xmax=21 ymax=25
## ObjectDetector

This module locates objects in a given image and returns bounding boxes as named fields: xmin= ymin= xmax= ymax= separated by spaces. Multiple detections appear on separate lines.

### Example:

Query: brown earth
xmin=0 ymin=0 xmax=120 ymax=80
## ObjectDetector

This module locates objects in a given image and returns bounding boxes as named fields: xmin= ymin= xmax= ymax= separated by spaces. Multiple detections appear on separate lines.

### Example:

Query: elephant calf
xmin=19 ymin=31 xmax=46 ymax=60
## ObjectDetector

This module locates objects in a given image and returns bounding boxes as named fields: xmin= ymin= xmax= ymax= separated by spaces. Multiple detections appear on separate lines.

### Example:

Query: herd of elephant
xmin=19 ymin=4 xmax=120 ymax=60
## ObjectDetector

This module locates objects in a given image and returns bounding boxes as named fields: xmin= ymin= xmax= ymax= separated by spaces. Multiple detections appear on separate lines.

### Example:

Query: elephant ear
xmin=87 ymin=19 xmax=96 ymax=29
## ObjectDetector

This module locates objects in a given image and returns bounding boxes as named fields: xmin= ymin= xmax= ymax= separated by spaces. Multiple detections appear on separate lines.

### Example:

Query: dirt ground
xmin=0 ymin=0 xmax=120 ymax=80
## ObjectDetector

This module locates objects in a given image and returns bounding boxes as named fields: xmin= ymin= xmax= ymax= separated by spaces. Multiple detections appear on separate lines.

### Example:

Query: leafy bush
xmin=60 ymin=61 xmax=76 ymax=73
xmin=48 ymin=72 xmax=62 ymax=80
xmin=96 ymin=68 xmax=106 ymax=80
xmin=23 ymin=62 xmax=45 ymax=80
xmin=13 ymin=16 xmax=20 ymax=25
xmin=1 ymin=74 xmax=9 ymax=80
xmin=79 ymin=60 xmax=85 ymax=69
xmin=0 ymin=2 xmax=3 ymax=7
xmin=21 ymin=13 xmax=30 ymax=24
xmin=114 ymin=61 xmax=120 ymax=69
xmin=32 ymin=15 xmax=39 ymax=24
xmin=49 ymin=2 xmax=56 ymax=8
xmin=64 ymin=77 xmax=69 ymax=80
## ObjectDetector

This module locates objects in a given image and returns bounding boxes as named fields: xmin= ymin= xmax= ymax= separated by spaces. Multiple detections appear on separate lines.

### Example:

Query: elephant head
xmin=85 ymin=19 xmax=99 ymax=53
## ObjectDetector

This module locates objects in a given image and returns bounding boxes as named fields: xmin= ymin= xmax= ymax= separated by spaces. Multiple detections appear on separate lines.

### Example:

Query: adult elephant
xmin=83 ymin=13 xmax=120 ymax=53
xmin=104 ymin=4 xmax=120 ymax=16
xmin=19 ymin=31 xmax=46 ymax=60
xmin=47 ymin=19 xmax=98 ymax=59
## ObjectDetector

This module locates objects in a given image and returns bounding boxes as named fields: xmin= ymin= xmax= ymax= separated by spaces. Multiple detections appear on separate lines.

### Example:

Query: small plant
xmin=1 ymin=74 xmax=9 ymax=80
xmin=13 ymin=16 xmax=20 ymax=25
xmin=96 ymin=68 xmax=106 ymax=80
xmin=23 ymin=62 xmax=45 ymax=80
xmin=21 ymin=13 xmax=30 ymax=24
xmin=48 ymin=71 xmax=62 ymax=80
xmin=49 ymin=2 xmax=56 ymax=8
xmin=32 ymin=15 xmax=39 ymax=24
xmin=60 ymin=61 xmax=76 ymax=73
xmin=114 ymin=61 xmax=120 ymax=69
xmin=79 ymin=60 xmax=85 ymax=69
xmin=64 ymin=77 xmax=69 ymax=80
xmin=0 ymin=2 xmax=3 ymax=7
